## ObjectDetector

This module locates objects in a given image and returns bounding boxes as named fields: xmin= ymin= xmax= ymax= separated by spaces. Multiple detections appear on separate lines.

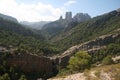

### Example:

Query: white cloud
xmin=0 ymin=0 xmax=65 ymax=22
xmin=64 ymin=0 xmax=77 ymax=6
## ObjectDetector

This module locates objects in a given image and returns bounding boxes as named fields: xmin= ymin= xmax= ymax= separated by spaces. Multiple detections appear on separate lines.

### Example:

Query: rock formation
xmin=65 ymin=12 xmax=72 ymax=22
xmin=4 ymin=53 xmax=56 ymax=78
xmin=116 ymin=8 xmax=120 ymax=12
xmin=58 ymin=32 xmax=120 ymax=67
xmin=73 ymin=13 xmax=91 ymax=23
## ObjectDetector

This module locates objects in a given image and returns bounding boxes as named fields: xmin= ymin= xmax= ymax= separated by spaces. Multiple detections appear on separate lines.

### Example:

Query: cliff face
xmin=6 ymin=53 xmax=54 ymax=77
xmin=73 ymin=13 xmax=91 ymax=23
xmin=58 ymin=32 xmax=120 ymax=67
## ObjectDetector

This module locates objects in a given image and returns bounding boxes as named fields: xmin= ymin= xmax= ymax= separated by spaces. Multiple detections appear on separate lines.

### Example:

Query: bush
xmin=67 ymin=51 xmax=91 ymax=71
xmin=102 ymin=55 xmax=113 ymax=65
xmin=0 ymin=73 xmax=10 ymax=80
xmin=19 ymin=75 xmax=27 ymax=80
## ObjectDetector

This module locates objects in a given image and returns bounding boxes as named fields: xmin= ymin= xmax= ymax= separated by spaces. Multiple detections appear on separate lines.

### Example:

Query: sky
xmin=0 ymin=0 xmax=120 ymax=22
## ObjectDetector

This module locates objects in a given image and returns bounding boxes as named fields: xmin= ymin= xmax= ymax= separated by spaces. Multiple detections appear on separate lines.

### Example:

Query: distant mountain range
xmin=20 ymin=21 xmax=50 ymax=30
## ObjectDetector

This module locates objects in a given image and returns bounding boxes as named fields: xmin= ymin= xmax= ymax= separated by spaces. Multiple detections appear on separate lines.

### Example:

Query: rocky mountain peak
xmin=116 ymin=8 xmax=120 ymax=12
xmin=65 ymin=12 xmax=72 ymax=22
xmin=73 ymin=13 xmax=91 ymax=23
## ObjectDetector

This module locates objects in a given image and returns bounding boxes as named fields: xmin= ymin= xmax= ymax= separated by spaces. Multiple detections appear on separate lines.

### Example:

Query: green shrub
xmin=67 ymin=51 xmax=91 ymax=71
xmin=102 ymin=55 xmax=113 ymax=65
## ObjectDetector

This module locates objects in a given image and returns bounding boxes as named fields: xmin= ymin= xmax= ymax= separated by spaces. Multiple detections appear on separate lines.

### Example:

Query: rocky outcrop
xmin=7 ymin=54 xmax=50 ymax=72
xmin=65 ymin=12 xmax=72 ymax=22
xmin=73 ymin=13 xmax=91 ymax=23
xmin=5 ymin=53 xmax=55 ymax=78
xmin=116 ymin=8 xmax=120 ymax=12
xmin=58 ymin=33 xmax=120 ymax=67
xmin=41 ymin=12 xmax=91 ymax=38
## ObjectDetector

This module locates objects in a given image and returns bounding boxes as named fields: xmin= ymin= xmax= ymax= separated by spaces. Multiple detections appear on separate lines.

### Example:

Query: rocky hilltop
xmin=41 ymin=12 xmax=91 ymax=38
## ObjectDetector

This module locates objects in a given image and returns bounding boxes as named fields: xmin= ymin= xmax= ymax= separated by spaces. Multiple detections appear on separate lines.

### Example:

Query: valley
xmin=0 ymin=8 xmax=120 ymax=80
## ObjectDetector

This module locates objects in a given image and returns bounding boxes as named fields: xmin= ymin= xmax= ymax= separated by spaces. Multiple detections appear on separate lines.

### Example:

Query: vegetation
xmin=102 ymin=55 xmax=113 ymax=65
xmin=0 ymin=52 xmax=27 ymax=80
xmin=19 ymin=75 xmax=27 ymax=80
xmin=0 ymin=30 xmax=60 ymax=56
xmin=90 ymin=37 xmax=120 ymax=64
xmin=52 ymin=11 xmax=120 ymax=51
xmin=84 ymin=63 xmax=120 ymax=80
xmin=0 ymin=73 xmax=10 ymax=80
xmin=0 ymin=10 xmax=120 ymax=79
xmin=68 ymin=51 xmax=91 ymax=71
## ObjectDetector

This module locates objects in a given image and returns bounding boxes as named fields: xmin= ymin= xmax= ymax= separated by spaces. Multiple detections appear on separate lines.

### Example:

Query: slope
xmin=52 ymin=10 xmax=120 ymax=51
xmin=0 ymin=15 xmax=60 ymax=56
xmin=0 ymin=17 xmax=45 ymax=40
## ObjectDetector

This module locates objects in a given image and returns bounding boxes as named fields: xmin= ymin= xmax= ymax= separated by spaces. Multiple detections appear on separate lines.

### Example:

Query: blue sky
xmin=0 ymin=0 xmax=120 ymax=22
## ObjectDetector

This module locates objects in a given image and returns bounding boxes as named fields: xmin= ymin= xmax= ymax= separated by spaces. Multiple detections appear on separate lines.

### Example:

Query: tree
xmin=102 ymin=55 xmax=113 ymax=65
xmin=0 ymin=73 xmax=10 ymax=80
xmin=19 ymin=75 xmax=27 ymax=80
xmin=67 ymin=51 xmax=91 ymax=71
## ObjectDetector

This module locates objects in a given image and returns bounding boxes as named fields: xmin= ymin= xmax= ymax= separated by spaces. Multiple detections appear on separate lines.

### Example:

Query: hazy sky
xmin=0 ymin=0 xmax=120 ymax=22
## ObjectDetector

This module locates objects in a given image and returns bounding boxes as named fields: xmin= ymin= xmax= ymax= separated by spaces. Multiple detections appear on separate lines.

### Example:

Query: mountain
xmin=0 ymin=16 xmax=44 ymax=40
xmin=41 ymin=12 xmax=91 ymax=39
xmin=0 ymin=13 xmax=18 ymax=23
xmin=73 ymin=13 xmax=91 ymax=23
xmin=20 ymin=21 xmax=50 ymax=30
xmin=0 ymin=14 xmax=60 ymax=56
xmin=51 ymin=10 xmax=120 ymax=52
xmin=0 ymin=9 xmax=120 ymax=80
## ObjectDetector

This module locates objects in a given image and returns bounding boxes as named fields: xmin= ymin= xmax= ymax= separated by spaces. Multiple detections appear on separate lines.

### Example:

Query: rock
xmin=65 ymin=12 xmax=72 ymax=22
xmin=116 ymin=8 xmax=120 ymax=12
xmin=58 ymin=33 xmax=120 ymax=68
xmin=73 ymin=13 xmax=91 ymax=23
xmin=6 ymin=53 xmax=54 ymax=78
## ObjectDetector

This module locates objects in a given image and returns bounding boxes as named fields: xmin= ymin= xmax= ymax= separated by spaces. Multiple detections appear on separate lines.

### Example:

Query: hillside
xmin=52 ymin=10 xmax=120 ymax=52
xmin=48 ymin=63 xmax=120 ymax=80
xmin=41 ymin=12 xmax=91 ymax=39
xmin=0 ymin=17 xmax=44 ymax=40
xmin=0 ymin=14 xmax=60 ymax=56
xmin=0 ymin=9 xmax=120 ymax=80
xmin=0 ymin=13 xmax=18 ymax=23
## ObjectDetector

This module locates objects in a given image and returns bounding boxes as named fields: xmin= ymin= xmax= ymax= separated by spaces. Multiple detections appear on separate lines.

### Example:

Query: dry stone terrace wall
xmin=58 ymin=33 xmax=120 ymax=67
